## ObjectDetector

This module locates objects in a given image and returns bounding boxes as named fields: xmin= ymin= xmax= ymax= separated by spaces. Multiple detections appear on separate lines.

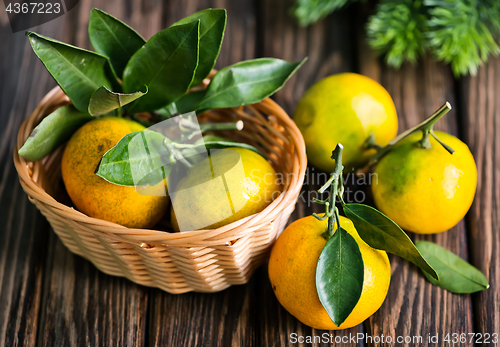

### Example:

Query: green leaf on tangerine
xmin=96 ymin=130 xmax=173 ymax=187
xmin=316 ymin=227 xmax=364 ymax=327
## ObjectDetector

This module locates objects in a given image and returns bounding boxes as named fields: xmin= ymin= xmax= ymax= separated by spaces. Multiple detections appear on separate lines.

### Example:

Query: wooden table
xmin=1 ymin=1 xmax=499 ymax=346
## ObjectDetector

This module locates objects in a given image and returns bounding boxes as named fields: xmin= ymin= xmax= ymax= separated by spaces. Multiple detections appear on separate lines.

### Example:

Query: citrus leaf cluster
xmin=313 ymin=144 xmax=436 ymax=327
xmin=19 ymin=8 xmax=305 ymax=162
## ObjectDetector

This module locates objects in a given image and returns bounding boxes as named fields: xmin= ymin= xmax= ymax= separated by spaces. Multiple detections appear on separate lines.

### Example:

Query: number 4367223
xmin=443 ymin=332 xmax=498 ymax=344
xmin=6 ymin=2 xmax=61 ymax=14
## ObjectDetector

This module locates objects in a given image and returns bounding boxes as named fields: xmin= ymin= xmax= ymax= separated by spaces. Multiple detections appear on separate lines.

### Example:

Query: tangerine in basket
xmin=170 ymin=147 xmax=280 ymax=231
xmin=61 ymin=117 xmax=168 ymax=228
xmin=268 ymin=214 xmax=391 ymax=330
xmin=294 ymin=72 xmax=398 ymax=172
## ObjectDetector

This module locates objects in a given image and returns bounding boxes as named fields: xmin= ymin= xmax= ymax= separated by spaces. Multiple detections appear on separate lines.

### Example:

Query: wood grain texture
xmin=257 ymin=1 xmax=368 ymax=346
xmin=0 ymin=2 xmax=150 ymax=347
xmin=258 ymin=0 xmax=355 ymax=115
xmin=149 ymin=279 xmax=255 ymax=346
xmin=0 ymin=11 xmax=66 ymax=347
xmin=38 ymin=234 xmax=148 ymax=347
xmin=361 ymin=54 xmax=475 ymax=346
xmin=461 ymin=58 xmax=500 ymax=336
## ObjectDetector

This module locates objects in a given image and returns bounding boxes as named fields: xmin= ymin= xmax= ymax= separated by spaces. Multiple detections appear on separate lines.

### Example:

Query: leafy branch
xmin=19 ymin=8 xmax=305 ymax=162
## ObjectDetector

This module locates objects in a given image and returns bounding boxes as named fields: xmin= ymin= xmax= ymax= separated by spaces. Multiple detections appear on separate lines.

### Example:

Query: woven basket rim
xmin=13 ymin=86 xmax=307 ymax=245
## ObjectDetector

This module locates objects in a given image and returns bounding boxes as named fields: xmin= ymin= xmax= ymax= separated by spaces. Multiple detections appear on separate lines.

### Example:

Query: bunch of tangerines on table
xmin=18 ymin=7 xmax=488 ymax=332
xmin=270 ymin=73 xmax=487 ymax=330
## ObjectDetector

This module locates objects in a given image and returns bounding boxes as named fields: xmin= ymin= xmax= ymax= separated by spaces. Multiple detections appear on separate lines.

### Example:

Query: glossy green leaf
xmin=122 ymin=21 xmax=200 ymax=112
xmin=316 ymin=227 xmax=364 ymax=327
xmin=173 ymin=8 xmax=226 ymax=87
xmin=88 ymin=8 xmax=146 ymax=77
xmin=342 ymin=203 xmax=439 ymax=280
xmin=88 ymin=85 xmax=147 ymax=116
xmin=96 ymin=130 xmax=173 ymax=187
xmin=18 ymin=105 xmax=92 ymax=161
xmin=26 ymin=31 xmax=119 ymax=113
xmin=156 ymin=90 xmax=207 ymax=118
xmin=416 ymin=241 xmax=489 ymax=293
xmin=197 ymin=57 xmax=306 ymax=110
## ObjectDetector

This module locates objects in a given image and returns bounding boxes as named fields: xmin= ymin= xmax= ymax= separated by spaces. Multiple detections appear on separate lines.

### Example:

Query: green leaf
xmin=173 ymin=8 xmax=226 ymax=87
xmin=197 ymin=57 xmax=307 ymax=110
xmin=18 ymin=105 xmax=92 ymax=161
xmin=88 ymin=8 xmax=146 ymax=78
xmin=88 ymin=85 xmax=148 ymax=117
xmin=26 ymin=31 xmax=119 ymax=113
xmin=156 ymin=90 xmax=207 ymax=118
xmin=416 ymin=241 xmax=489 ymax=293
xmin=292 ymin=0 xmax=355 ymax=27
xmin=96 ymin=130 xmax=173 ymax=187
xmin=122 ymin=21 xmax=200 ymax=112
xmin=316 ymin=227 xmax=364 ymax=327
xmin=342 ymin=203 xmax=438 ymax=280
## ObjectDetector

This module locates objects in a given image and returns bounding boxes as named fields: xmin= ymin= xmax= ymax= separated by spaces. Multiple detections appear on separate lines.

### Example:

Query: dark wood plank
xmin=358 ymin=37 xmax=475 ymax=345
xmin=257 ymin=0 xmax=368 ymax=345
xmin=259 ymin=0 xmax=356 ymax=116
xmin=38 ymin=233 xmax=149 ymax=347
xmin=460 ymin=58 xmax=500 ymax=336
xmin=149 ymin=281 xmax=256 ymax=346
xmin=147 ymin=1 xmax=260 ymax=346
xmin=0 ymin=2 xmax=151 ymax=346
xmin=0 ymin=10 xmax=65 ymax=347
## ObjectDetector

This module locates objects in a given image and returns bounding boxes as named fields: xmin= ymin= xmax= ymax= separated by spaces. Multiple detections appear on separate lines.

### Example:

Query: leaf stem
xmin=364 ymin=133 xmax=383 ymax=150
xmin=368 ymin=102 xmax=453 ymax=166
xmin=313 ymin=144 xmax=345 ymax=240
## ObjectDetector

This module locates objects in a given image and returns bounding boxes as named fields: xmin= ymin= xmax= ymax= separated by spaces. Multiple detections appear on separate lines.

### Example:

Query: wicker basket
xmin=13 ymin=85 xmax=306 ymax=294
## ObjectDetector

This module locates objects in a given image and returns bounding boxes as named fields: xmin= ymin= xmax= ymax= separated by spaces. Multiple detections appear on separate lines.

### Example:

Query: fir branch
xmin=366 ymin=0 xmax=428 ymax=68
xmin=291 ymin=0 xmax=500 ymax=75
xmin=292 ymin=0 xmax=356 ymax=27
xmin=425 ymin=0 xmax=500 ymax=76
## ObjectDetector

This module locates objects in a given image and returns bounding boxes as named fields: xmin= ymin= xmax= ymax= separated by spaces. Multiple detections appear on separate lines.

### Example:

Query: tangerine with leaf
xmin=268 ymin=213 xmax=391 ymax=329
xmin=61 ymin=117 xmax=169 ymax=228
xmin=269 ymin=145 xmax=390 ymax=329
xmin=269 ymin=144 xmax=439 ymax=329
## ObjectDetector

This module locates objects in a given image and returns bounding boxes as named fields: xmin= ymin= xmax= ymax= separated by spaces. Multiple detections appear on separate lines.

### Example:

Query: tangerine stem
xmin=313 ymin=144 xmax=345 ymax=240
xmin=368 ymin=102 xmax=453 ymax=167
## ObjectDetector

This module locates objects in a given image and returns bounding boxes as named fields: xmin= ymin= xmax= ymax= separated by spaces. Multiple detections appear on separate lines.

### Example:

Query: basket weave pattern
xmin=14 ymin=86 xmax=306 ymax=293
